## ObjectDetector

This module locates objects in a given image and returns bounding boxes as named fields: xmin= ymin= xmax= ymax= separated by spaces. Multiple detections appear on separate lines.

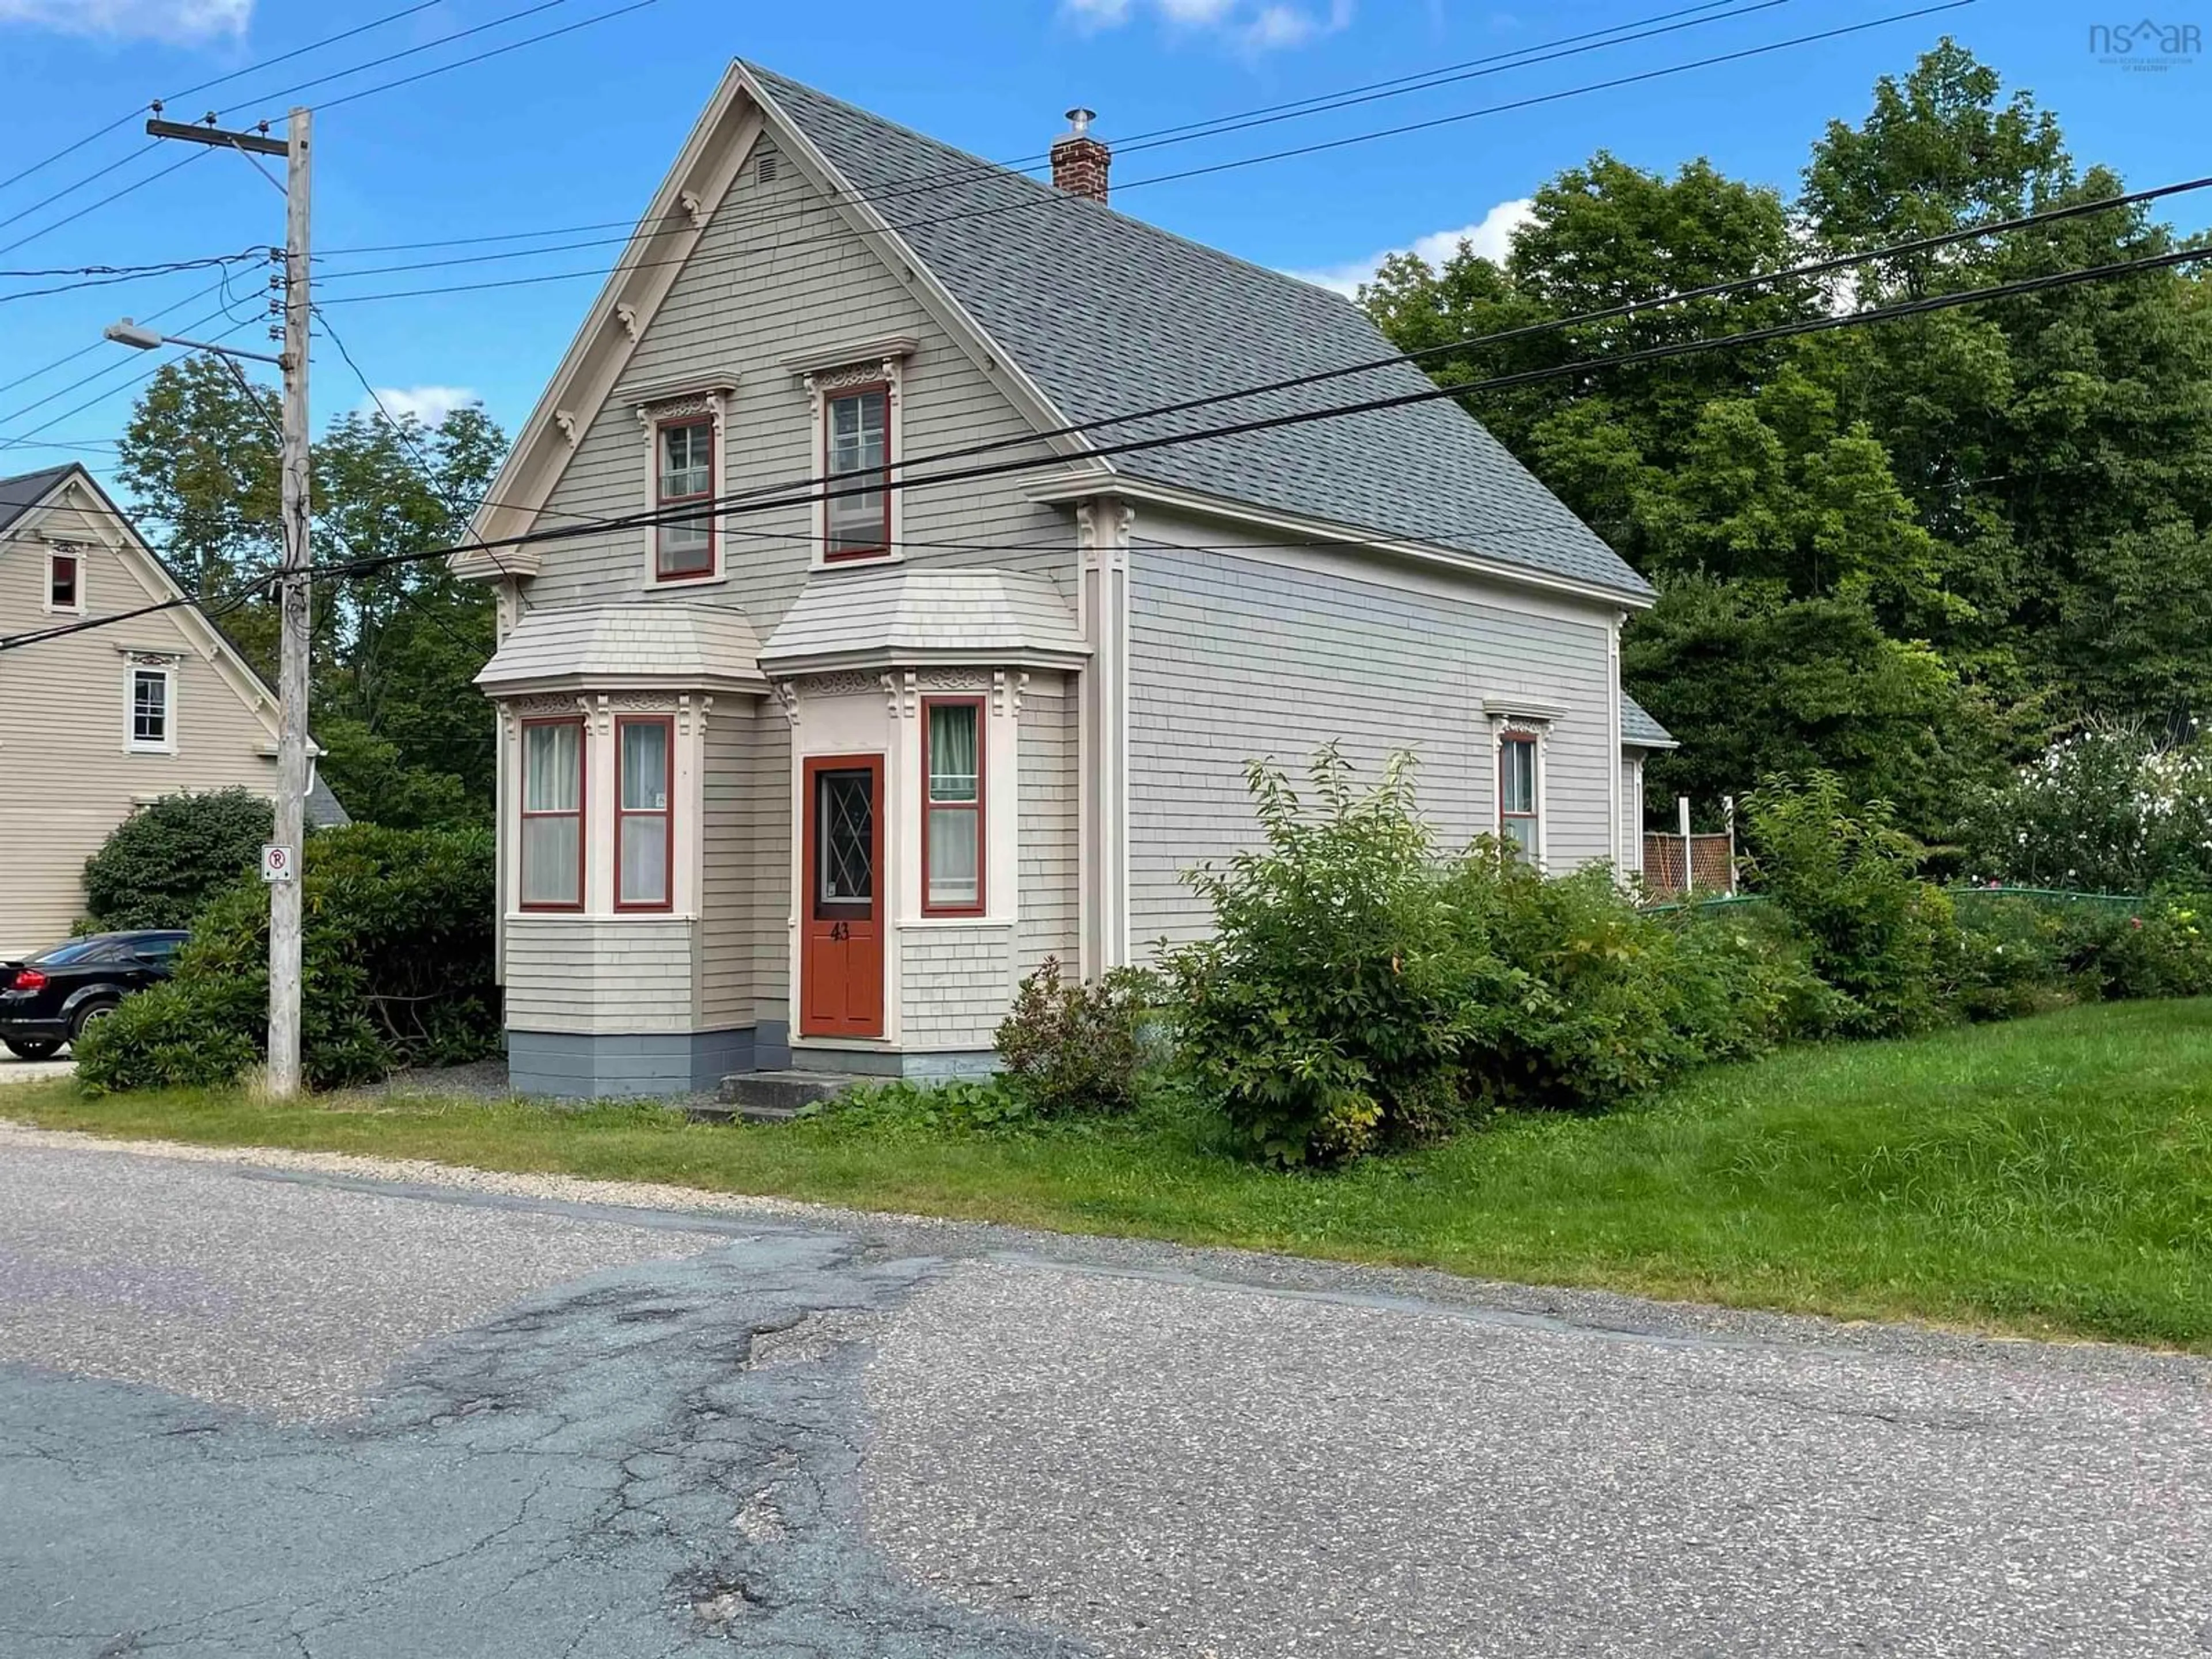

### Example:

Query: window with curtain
xmin=520 ymin=719 xmax=584 ymax=908
xmin=824 ymin=386 xmax=889 ymax=559
xmin=1498 ymin=732 xmax=1539 ymax=863
xmin=616 ymin=717 xmax=672 ymax=910
xmin=923 ymin=698 xmax=982 ymax=912
xmin=656 ymin=419 xmax=714 ymax=579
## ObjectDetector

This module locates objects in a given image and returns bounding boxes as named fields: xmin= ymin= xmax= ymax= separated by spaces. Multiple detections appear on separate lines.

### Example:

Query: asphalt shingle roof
xmin=1620 ymin=692 xmax=1676 ymax=749
xmin=745 ymin=65 xmax=1652 ymax=601
xmin=0 ymin=464 xmax=76 ymax=535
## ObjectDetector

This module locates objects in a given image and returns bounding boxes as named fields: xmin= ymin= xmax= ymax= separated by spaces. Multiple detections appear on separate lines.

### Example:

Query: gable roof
xmin=0 ymin=464 xmax=75 ymax=536
xmin=741 ymin=65 xmax=1652 ymax=603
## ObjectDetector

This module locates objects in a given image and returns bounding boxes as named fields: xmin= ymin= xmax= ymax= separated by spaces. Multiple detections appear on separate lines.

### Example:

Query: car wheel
xmin=4 ymin=1039 xmax=62 ymax=1061
xmin=69 ymin=1000 xmax=119 ymax=1043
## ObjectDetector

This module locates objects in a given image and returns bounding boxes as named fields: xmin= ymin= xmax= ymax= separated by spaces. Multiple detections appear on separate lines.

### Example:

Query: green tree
xmin=116 ymin=368 xmax=506 ymax=824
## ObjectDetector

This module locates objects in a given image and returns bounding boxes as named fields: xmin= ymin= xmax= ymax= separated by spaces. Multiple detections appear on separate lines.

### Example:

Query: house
xmin=0 ymin=463 xmax=347 ymax=957
xmin=459 ymin=62 xmax=1674 ymax=1099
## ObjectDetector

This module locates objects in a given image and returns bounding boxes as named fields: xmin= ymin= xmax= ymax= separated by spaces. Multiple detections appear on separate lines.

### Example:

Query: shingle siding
xmin=1126 ymin=528 xmax=1618 ymax=949
xmin=505 ymin=916 xmax=700 ymax=1032
xmin=900 ymin=923 xmax=1014 ymax=1048
xmin=1017 ymin=672 xmax=1078 ymax=978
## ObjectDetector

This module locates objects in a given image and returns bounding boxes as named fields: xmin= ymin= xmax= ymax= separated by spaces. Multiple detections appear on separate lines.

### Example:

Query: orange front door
xmin=800 ymin=756 xmax=884 ymax=1038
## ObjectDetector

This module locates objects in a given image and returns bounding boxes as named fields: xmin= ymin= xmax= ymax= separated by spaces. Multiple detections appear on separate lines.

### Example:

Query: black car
xmin=0 ymin=931 xmax=188 ymax=1059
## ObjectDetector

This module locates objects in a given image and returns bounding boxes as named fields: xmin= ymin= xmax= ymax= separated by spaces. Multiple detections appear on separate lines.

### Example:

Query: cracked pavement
xmin=3 ymin=1132 xmax=2210 ymax=1655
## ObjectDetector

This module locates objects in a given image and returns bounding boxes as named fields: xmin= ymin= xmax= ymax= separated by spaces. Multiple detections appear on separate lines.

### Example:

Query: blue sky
xmin=0 ymin=0 xmax=2199 ymax=488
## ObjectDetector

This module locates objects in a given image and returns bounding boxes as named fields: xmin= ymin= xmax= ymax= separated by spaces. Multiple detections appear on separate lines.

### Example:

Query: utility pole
xmin=147 ymin=107 xmax=312 ymax=1097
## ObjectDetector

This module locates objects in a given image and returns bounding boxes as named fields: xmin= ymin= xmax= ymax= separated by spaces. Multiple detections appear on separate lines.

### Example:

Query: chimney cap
xmin=1062 ymin=107 xmax=1097 ymax=139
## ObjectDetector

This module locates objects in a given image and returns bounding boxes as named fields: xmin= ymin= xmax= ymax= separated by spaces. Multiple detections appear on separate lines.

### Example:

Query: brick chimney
xmin=1051 ymin=108 xmax=1109 ymax=204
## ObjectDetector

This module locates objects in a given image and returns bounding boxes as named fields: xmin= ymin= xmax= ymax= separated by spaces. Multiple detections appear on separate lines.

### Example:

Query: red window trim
xmin=919 ymin=695 xmax=986 ymax=916
xmin=654 ymin=416 xmax=717 ymax=583
xmin=518 ymin=715 xmax=586 ymax=913
xmin=821 ymin=381 xmax=893 ymax=563
xmin=1498 ymin=730 xmax=1539 ymax=843
xmin=612 ymin=714 xmax=676 ymax=914
xmin=48 ymin=551 xmax=80 ymax=610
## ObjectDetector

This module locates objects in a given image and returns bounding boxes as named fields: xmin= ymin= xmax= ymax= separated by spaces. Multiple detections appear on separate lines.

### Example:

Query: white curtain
xmin=521 ymin=724 xmax=581 ymax=906
xmin=619 ymin=721 xmax=671 ymax=906
xmin=927 ymin=703 xmax=980 ymax=906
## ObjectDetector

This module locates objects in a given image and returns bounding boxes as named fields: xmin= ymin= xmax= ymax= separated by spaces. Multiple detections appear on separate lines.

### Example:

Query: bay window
xmin=615 ymin=716 xmax=673 ymax=911
xmin=921 ymin=696 xmax=983 ymax=913
xmin=1498 ymin=731 xmax=1539 ymax=863
xmin=656 ymin=419 xmax=715 ymax=580
xmin=823 ymin=385 xmax=890 ymax=559
xmin=520 ymin=718 xmax=584 ymax=910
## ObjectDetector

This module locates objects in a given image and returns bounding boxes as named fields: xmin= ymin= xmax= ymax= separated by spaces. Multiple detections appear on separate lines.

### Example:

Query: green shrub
xmin=81 ymin=788 xmax=272 ymax=931
xmin=811 ymin=1077 xmax=1039 ymax=1136
xmin=995 ymin=956 xmax=1158 ymax=1116
xmin=2058 ymin=894 xmax=2212 ymax=1002
xmin=1960 ymin=721 xmax=2212 ymax=893
xmin=1947 ymin=895 xmax=2072 ymax=1022
xmin=1741 ymin=772 xmax=1957 ymax=1037
xmin=75 ymin=823 xmax=498 ymax=1093
xmin=1163 ymin=749 xmax=1517 ymax=1168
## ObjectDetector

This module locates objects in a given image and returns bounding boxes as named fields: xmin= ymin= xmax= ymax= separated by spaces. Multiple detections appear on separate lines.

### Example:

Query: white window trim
xmin=124 ymin=660 xmax=178 ymax=756
xmin=42 ymin=543 xmax=85 ymax=616
xmin=1492 ymin=716 xmax=1548 ymax=871
xmin=634 ymin=387 xmax=734 ymax=590
xmin=801 ymin=351 xmax=908 ymax=570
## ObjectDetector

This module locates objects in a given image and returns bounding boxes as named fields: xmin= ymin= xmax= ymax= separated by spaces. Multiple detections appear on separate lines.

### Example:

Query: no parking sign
xmin=260 ymin=843 xmax=295 ymax=884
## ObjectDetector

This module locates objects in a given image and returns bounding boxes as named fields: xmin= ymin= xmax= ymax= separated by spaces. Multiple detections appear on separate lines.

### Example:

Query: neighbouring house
xmin=0 ymin=463 xmax=347 ymax=956
xmin=459 ymin=62 xmax=1674 ymax=1099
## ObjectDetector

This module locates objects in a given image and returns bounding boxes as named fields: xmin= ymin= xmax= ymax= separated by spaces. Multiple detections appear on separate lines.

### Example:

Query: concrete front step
xmin=706 ymin=1069 xmax=870 ymax=1124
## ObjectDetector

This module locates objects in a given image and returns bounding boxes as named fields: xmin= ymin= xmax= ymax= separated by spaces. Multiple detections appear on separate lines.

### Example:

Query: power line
xmin=470 ymin=172 xmax=2212 ymax=544
xmin=0 ymin=248 xmax=264 ymax=307
xmin=0 ymin=306 xmax=259 ymax=453
xmin=0 ymin=0 xmax=444 ymax=199
xmin=315 ymin=0 xmax=1972 ymax=307
xmin=229 ymin=0 xmax=576 ymax=120
xmin=0 ymin=147 xmax=213 ymax=262
xmin=305 ymin=0 xmax=662 ymax=119
xmin=306 ymin=0 xmax=1802 ymax=270
xmin=0 ymin=273 xmax=231 ymax=401
xmin=107 ymin=239 xmax=2212 ymax=612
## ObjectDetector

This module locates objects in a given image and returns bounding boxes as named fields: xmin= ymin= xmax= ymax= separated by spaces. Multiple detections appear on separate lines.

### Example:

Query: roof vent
xmin=757 ymin=150 xmax=781 ymax=184
xmin=1050 ymin=108 xmax=1109 ymax=204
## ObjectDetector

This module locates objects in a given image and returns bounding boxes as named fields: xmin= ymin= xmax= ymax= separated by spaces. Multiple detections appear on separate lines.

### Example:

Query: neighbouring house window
xmin=823 ymin=386 xmax=890 ymax=559
xmin=615 ymin=716 xmax=673 ymax=911
xmin=656 ymin=419 xmax=715 ymax=580
xmin=48 ymin=551 xmax=80 ymax=612
xmin=1498 ymin=731 xmax=1539 ymax=862
xmin=520 ymin=718 xmax=585 ymax=910
xmin=922 ymin=697 xmax=983 ymax=912
xmin=127 ymin=666 xmax=173 ymax=752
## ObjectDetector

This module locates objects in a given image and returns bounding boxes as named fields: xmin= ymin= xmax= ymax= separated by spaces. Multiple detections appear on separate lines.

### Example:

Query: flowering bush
xmin=1960 ymin=722 xmax=2212 ymax=893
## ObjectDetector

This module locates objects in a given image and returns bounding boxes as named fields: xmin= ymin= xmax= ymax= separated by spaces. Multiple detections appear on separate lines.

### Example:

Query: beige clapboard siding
xmin=1016 ymin=671 xmax=1078 ymax=978
xmin=1126 ymin=524 xmax=1618 ymax=949
xmin=698 ymin=711 xmax=752 ymax=1024
xmin=0 ymin=514 xmax=280 ymax=957
xmin=900 ymin=922 xmax=1014 ymax=1048
xmin=527 ymin=138 xmax=1078 ymax=635
xmin=503 ymin=915 xmax=700 ymax=1032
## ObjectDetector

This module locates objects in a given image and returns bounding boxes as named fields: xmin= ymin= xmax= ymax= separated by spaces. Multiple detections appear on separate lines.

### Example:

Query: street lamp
xmin=103 ymin=317 xmax=285 ymax=367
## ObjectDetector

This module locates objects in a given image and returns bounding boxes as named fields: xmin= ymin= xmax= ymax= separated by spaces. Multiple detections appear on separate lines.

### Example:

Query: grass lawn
xmin=8 ymin=997 xmax=2210 ymax=1349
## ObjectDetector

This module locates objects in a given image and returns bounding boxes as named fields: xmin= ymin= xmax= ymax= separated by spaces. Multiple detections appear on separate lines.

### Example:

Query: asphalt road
xmin=2 ymin=1128 xmax=2209 ymax=1657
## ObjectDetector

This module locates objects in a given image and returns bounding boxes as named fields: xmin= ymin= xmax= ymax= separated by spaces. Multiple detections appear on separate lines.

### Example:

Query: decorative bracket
xmin=679 ymin=188 xmax=706 ymax=230
xmin=615 ymin=301 xmax=641 ymax=342
xmin=774 ymin=682 xmax=800 ymax=728
xmin=554 ymin=409 xmax=579 ymax=447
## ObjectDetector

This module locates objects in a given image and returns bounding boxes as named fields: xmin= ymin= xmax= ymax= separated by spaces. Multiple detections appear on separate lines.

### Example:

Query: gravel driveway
xmin=3 ymin=1123 xmax=2208 ymax=1657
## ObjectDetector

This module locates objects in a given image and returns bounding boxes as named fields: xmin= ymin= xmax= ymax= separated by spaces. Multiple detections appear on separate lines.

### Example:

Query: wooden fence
xmin=1642 ymin=832 xmax=1737 ymax=897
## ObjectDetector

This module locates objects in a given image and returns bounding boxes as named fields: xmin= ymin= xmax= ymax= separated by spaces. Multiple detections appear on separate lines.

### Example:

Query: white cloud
xmin=0 ymin=0 xmax=249 ymax=42
xmin=1290 ymin=198 xmax=1535 ymax=297
xmin=1063 ymin=0 xmax=1349 ymax=52
xmin=363 ymin=385 xmax=480 ymax=429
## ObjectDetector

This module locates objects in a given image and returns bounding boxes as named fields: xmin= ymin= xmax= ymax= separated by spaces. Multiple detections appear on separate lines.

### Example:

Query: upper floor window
xmin=127 ymin=665 xmax=174 ymax=754
xmin=615 ymin=716 xmax=673 ymax=911
xmin=921 ymin=697 xmax=983 ymax=913
xmin=1498 ymin=732 xmax=1539 ymax=863
xmin=47 ymin=551 xmax=81 ymax=613
xmin=656 ymin=419 xmax=715 ymax=581
xmin=824 ymin=385 xmax=890 ymax=560
xmin=520 ymin=718 xmax=585 ymax=910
